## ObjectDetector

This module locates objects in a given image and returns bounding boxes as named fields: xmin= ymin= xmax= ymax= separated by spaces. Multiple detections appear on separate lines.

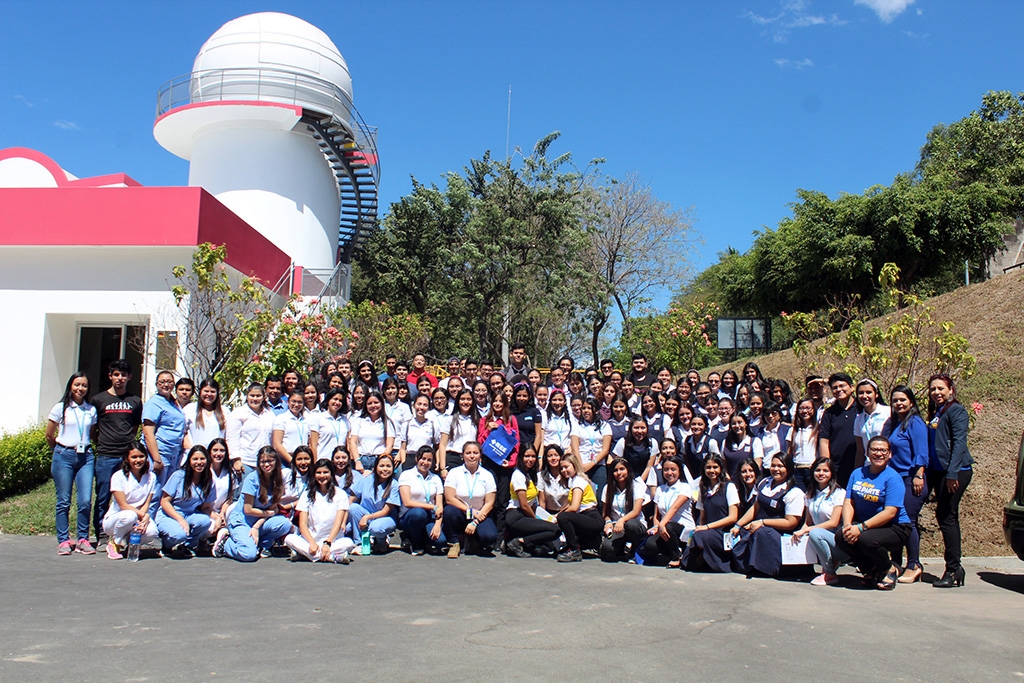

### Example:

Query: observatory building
xmin=0 ymin=12 xmax=378 ymax=432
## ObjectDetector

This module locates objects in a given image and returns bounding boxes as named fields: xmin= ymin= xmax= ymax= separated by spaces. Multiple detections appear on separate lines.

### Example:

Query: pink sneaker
xmin=811 ymin=572 xmax=838 ymax=586
xmin=106 ymin=540 xmax=124 ymax=560
xmin=57 ymin=540 xmax=74 ymax=556
xmin=76 ymin=539 xmax=96 ymax=555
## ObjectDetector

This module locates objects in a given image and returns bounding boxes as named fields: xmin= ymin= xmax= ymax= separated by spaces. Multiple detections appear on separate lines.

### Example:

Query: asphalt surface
xmin=1 ymin=534 xmax=1023 ymax=682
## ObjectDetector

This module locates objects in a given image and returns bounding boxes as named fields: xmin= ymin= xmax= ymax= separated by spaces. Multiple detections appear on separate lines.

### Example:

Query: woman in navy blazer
xmin=926 ymin=374 xmax=974 ymax=588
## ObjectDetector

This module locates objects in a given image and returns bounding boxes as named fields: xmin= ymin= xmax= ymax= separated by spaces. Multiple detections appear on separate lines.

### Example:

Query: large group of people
xmin=45 ymin=350 xmax=973 ymax=589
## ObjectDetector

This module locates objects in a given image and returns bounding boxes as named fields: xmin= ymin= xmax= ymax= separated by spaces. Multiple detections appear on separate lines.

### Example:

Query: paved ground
xmin=1 ymin=535 xmax=1022 ymax=682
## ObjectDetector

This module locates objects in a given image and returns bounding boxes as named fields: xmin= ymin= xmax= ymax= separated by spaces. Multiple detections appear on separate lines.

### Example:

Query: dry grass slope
xmin=707 ymin=272 xmax=1024 ymax=556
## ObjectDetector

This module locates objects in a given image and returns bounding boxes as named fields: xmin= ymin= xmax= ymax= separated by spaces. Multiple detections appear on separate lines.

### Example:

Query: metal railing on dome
xmin=155 ymin=67 xmax=378 ymax=184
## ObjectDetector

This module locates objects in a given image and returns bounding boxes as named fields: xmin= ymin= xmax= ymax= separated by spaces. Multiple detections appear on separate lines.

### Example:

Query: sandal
xmin=876 ymin=566 xmax=899 ymax=591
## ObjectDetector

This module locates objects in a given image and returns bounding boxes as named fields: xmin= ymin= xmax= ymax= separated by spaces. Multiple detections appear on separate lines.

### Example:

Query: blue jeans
xmin=442 ymin=504 xmax=498 ymax=551
xmin=348 ymin=503 xmax=396 ymax=542
xmin=808 ymin=526 xmax=839 ymax=573
xmin=222 ymin=514 xmax=292 ymax=562
xmin=399 ymin=507 xmax=446 ymax=551
xmin=92 ymin=455 xmax=123 ymax=537
xmin=156 ymin=511 xmax=213 ymax=550
xmin=52 ymin=445 xmax=94 ymax=543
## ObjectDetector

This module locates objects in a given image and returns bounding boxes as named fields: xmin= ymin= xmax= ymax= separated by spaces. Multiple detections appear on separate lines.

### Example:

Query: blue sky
xmin=2 ymin=0 xmax=1021 ymax=303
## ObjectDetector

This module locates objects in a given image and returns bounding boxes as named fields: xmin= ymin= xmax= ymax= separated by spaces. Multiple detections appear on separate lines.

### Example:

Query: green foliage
xmin=325 ymin=300 xmax=430 ymax=366
xmin=690 ymin=91 xmax=1024 ymax=319
xmin=354 ymin=133 xmax=601 ymax=363
xmin=172 ymin=242 xmax=274 ymax=383
xmin=616 ymin=301 xmax=722 ymax=373
xmin=781 ymin=263 xmax=976 ymax=397
xmin=0 ymin=426 xmax=51 ymax=498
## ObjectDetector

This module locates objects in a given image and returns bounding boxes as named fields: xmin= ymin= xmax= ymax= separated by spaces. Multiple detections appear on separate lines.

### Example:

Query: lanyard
xmin=294 ymin=415 xmax=307 ymax=444
xmin=71 ymin=403 xmax=88 ymax=446
xmin=464 ymin=468 xmax=479 ymax=502
xmin=418 ymin=472 xmax=434 ymax=503
xmin=327 ymin=414 xmax=343 ymax=444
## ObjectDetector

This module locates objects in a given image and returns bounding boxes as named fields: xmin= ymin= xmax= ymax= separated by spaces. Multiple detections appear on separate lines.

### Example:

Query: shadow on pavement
xmin=977 ymin=571 xmax=1024 ymax=595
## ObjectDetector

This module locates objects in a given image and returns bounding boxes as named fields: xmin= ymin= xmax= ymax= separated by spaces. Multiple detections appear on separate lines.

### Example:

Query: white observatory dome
xmin=190 ymin=12 xmax=353 ymax=118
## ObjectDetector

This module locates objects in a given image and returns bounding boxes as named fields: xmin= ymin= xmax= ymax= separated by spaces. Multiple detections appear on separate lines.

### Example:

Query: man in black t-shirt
xmin=817 ymin=372 xmax=858 ymax=486
xmin=91 ymin=359 xmax=143 ymax=544
xmin=626 ymin=353 xmax=653 ymax=394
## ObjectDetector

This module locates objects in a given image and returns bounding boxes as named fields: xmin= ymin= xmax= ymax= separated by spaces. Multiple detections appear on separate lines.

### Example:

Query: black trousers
xmin=505 ymin=508 xmax=560 ymax=549
xmin=834 ymin=523 xmax=911 ymax=578
xmin=482 ymin=459 xmax=513 ymax=540
xmin=638 ymin=521 xmax=685 ymax=565
xmin=557 ymin=509 xmax=603 ymax=551
xmin=600 ymin=518 xmax=647 ymax=561
xmin=929 ymin=469 xmax=972 ymax=572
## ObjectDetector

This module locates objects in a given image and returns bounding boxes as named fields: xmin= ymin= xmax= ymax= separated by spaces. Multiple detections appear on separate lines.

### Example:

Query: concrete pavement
xmin=1 ymin=535 xmax=1022 ymax=682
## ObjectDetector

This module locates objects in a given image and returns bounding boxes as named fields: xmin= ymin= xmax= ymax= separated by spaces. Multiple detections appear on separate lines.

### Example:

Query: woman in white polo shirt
xmin=284 ymin=458 xmax=355 ymax=563
xmin=46 ymin=372 xmax=98 ymax=555
xmin=442 ymin=442 xmax=497 ymax=558
xmin=272 ymin=392 xmax=309 ymax=467
xmin=310 ymin=388 xmax=349 ymax=460
xmin=102 ymin=440 xmax=158 ymax=559
xmin=399 ymin=394 xmax=441 ymax=472
xmin=225 ymin=383 xmax=274 ymax=477
xmin=398 ymin=446 xmax=446 ymax=555
xmin=348 ymin=391 xmax=396 ymax=473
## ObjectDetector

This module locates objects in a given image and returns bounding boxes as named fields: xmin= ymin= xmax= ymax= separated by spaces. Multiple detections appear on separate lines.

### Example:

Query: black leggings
xmin=639 ymin=522 xmax=686 ymax=565
xmin=557 ymin=508 xmax=603 ymax=551
xmin=600 ymin=518 xmax=647 ymax=561
xmin=505 ymin=508 xmax=560 ymax=549
xmin=834 ymin=524 xmax=911 ymax=578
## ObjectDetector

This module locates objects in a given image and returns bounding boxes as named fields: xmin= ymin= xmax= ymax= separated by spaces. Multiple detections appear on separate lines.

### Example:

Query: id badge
xmin=722 ymin=532 xmax=735 ymax=551
xmin=466 ymin=507 xmax=474 ymax=520
xmin=76 ymin=443 xmax=87 ymax=454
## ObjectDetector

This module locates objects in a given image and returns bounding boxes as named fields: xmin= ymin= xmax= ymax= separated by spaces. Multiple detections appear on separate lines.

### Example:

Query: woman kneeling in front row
xmin=730 ymin=454 xmax=804 ymax=577
xmin=443 ymin=442 xmax=497 ymax=558
xmin=833 ymin=436 xmax=912 ymax=590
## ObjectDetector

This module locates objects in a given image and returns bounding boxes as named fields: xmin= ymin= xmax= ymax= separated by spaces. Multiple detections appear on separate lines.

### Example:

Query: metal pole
xmin=965 ymin=260 xmax=970 ymax=286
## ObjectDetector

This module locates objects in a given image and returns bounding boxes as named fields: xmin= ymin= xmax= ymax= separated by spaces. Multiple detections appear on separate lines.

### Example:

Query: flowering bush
xmin=325 ymin=300 xmax=430 ymax=366
xmin=619 ymin=301 xmax=721 ymax=372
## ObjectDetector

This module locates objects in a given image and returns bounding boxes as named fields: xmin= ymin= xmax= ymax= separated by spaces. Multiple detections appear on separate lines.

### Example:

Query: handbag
xmin=481 ymin=421 xmax=518 ymax=466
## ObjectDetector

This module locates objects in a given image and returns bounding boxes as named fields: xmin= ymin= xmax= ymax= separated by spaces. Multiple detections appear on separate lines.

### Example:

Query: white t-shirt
xmin=791 ymin=426 xmax=818 ymax=467
xmin=105 ymin=470 xmax=157 ymax=518
xmin=440 ymin=413 xmax=477 ymax=453
xmin=226 ymin=405 xmax=274 ymax=467
xmin=296 ymin=489 xmax=350 ymax=541
xmin=601 ymin=478 xmax=650 ymax=522
xmin=538 ymin=470 xmax=570 ymax=510
xmin=312 ymin=412 xmax=350 ymax=457
xmin=47 ymin=400 xmax=97 ymax=449
xmin=572 ymin=421 xmax=612 ymax=465
xmin=397 ymin=468 xmax=444 ymax=514
xmin=183 ymin=403 xmax=226 ymax=449
xmin=404 ymin=416 xmax=441 ymax=453
xmin=853 ymin=405 xmax=892 ymax=447
xmin=806 ymin=486 xmax=846 ymax=526
xmin=653 ymin=480 xmax=694 ymax=528
xmin=211 ymin=467 xmax=233 ymax=510
xmin=351 ymin=415 xmax=396 ymax=456
xmin=444 ymin=465 xmax=496 ymax=511
xmin=757 ymin=480 xmax=806 ymax=517
xmin=274 ymin=411 xmax=310 ymax=454
xmin=542 ymin=413 xmax=574 ymax=450
xmin=565 ymin=474 xmax=597 ymax=512
xmin=385 ymin=401 xmax=413 ymax=445
xmin=753 ymin=425 xmax=792 ymax=469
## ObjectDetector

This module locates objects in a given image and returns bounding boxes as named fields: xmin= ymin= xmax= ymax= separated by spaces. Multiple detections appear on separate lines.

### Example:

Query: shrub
xmin=0 ymin=426 xmax=51 ymax=498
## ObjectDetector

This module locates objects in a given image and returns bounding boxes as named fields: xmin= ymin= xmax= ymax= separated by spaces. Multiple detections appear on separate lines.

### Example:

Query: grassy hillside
xmin=708 ymin=271 xmax=1024 ymax=556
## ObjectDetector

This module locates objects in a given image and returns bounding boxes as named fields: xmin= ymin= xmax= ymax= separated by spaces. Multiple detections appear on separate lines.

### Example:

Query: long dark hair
xmin=580 ymin=397 xmax=604 ymax=427
xmin=331 ymin=446 xmax=354 ymax=490
xmin=207 ymin=437 xmax=236 ymax=502
xmin=195 ymin=377 xmax=226 ymax=431
xmin=255 ymin=446 xmax=284 ymax=507
xmin=888 ymin=384 xmax=921 ymax=432
xmin=698 ymin=453 xmax=729 ymax=503
xmin=449 ymin=389 xmax=481 ymax=440
xmin=926 ymin=374 xmax=960 ymax=420
xmin=320 ymin=387 xmax=349 ymax=414
xmin=308 ymin=458 xmax=337 ymax=503
xmin=57 ymin=372 xmax=90 ymax=425
xmin=181 ymin=445 xmax=213 ymax=501
xmin=121 ymin=440 xmax=150 ymax=479
xmin=290 ymin=445 xmax=313 ymax=488
xmin=807 ymin=456 xmax=838 ymax=498
xmin=602 ymin=456 xmax=634 ymax=519
xmin=373 ymin=453 xmax=396 ymax=503
xmin=511 ymin=382 xmax=534 ymax=415
xmin=361 ymin=390 xmax=390 ymax=443
xmin=516 ymin=445 xmax=539 ymax=486
xmin=725 ymin=412 xmax=751 ymax=448
xmin=735 ymin=456 xmax=761 ymax=504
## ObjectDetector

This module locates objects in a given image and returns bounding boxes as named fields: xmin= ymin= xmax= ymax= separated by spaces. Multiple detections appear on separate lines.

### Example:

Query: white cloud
xmin=53 ymin=119 xmax=80 ymax=130
xmin=775 ymin=58 xmax=814 ymax=69
xmin=854 ymin=0 xmax=915 ymax=23
xmin=743 ymin=2 xmax=847 ymax=42
xmin=13 ymin=94 xmax=34 ymax=107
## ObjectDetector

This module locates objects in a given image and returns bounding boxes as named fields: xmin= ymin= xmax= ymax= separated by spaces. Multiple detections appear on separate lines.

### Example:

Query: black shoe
xmin=933 ymin=567 xmax=965 ymax=588
xmin=506 ymin=538 xmax=531 ymax=558
xmin=557 ymin=549 xmax=582 ymax=563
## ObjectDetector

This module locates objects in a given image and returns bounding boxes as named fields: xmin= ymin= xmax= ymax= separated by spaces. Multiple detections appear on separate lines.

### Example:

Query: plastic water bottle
xmin=361 ymin=530 xmax=372 ymax=556
xmin=127 ymin=526 xmax=142 ymax=563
